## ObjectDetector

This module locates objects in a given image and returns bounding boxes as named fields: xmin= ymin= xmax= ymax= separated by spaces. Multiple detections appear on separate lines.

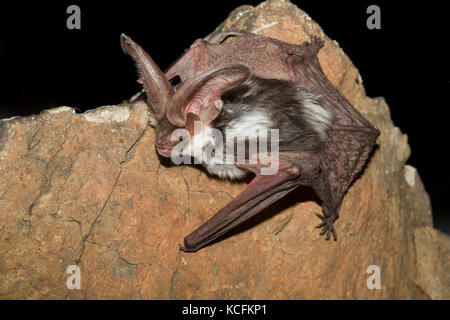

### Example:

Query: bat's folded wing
xmin=180 ymin=158 xmax=302 ymax=252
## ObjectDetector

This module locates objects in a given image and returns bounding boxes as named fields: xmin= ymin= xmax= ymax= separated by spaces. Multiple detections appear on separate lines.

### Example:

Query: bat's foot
xmin=310 ymin=36 xmax=324 ymax=54
xmin=315 ymin=213 xmax=337 ymax=241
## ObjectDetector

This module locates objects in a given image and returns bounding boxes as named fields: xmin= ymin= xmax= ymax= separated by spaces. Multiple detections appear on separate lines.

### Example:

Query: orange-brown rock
xmin=0 ymin=0 xmax=448 ymax=299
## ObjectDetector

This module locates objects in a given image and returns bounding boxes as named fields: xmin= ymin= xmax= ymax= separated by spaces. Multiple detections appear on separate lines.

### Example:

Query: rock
xmin=414 ymin=227 xmax=450 ymax=299
xmin=0 ymin=0 xmax=448 ymax=299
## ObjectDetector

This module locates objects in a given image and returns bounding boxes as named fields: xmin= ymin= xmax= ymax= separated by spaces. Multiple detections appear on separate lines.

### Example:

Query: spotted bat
xmin=120 ymin=31 xmax=380 ymax=252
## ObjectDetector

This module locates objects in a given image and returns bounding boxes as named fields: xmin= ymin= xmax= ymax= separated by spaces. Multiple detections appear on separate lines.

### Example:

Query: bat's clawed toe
xmin=315 ymin=212 xmax=338 ymax=241
xmin=315 ymin=212 xmax=326 ymax=227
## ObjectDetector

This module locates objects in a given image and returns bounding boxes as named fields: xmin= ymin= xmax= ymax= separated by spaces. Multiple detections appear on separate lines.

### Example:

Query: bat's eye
xmin=170 ymin=76 xmax=182 ymax=89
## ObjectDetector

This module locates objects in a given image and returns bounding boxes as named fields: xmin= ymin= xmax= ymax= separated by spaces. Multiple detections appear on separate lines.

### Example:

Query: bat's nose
xmin=155 ymin=137 xmax=178 ymax=158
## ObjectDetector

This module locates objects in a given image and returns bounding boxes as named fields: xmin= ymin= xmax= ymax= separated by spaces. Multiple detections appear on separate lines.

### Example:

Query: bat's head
xmin=120 ymin=34 xmax=250 ymax=159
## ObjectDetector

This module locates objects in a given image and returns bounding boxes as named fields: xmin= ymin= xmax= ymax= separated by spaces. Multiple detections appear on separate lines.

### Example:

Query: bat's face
xmin=120 ymin=34 xmax=241 ymax=162
xmin=154 ymin=116 xmax=179 ymax=158
xmin=154 ymin=115 xmax=217 ymax=167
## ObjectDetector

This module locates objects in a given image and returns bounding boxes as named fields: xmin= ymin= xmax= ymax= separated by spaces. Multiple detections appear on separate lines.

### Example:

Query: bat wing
xmin=180 ymin=156 xmax=306 ymax=252
xmin=308 ymin=126 xmax=379 ymax=240
xmin=285 ymin=37 xmax=380 ymax=240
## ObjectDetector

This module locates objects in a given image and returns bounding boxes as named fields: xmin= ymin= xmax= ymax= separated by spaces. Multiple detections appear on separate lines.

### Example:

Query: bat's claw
xmin=179 ymin=245 xmax=198 ymax=253
xmin=315 ymin=213 xmax=337 ymax=241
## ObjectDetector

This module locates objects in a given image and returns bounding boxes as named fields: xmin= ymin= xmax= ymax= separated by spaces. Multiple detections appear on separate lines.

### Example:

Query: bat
xmin=120 ymin=31 xmax=380 ymax=252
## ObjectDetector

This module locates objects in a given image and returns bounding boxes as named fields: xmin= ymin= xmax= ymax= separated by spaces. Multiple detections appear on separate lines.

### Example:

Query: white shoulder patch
xmin=227 ymin=110 xmax=272 ymax=140
xmin=300 ymin=93 xmax=334 ymax=140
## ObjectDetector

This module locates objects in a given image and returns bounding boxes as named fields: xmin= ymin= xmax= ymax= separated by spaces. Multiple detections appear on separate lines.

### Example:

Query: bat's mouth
xmin=156 ymin=147 xmax=172 ymax=157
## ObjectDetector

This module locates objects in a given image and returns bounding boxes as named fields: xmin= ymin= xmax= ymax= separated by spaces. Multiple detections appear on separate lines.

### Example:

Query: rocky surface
xmin=0 ymin=0 xmax=448 ymax=299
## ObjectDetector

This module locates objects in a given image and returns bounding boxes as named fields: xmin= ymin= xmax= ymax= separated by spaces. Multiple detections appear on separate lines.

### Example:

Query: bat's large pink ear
xmin=121 ymin=34 xmax=174 ymax=121
xmin=166 ymin=64 xmax=250 ymax=127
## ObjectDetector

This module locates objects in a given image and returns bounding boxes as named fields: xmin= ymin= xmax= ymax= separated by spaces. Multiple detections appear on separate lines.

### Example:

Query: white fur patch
xmin=185 ymin=125 xmax=217 ymax=162
xmin=227 ymin=110 xmax=272 ymax=141
xmin=205 ymin=110 xmax=272 ymax=179
xmin=205 ymin=160 xmax=247 ymax=180
xmin=300 ymin=93 xmax=334 ymax=140
xmin=181 ymin=123 xmax=248 ymax=180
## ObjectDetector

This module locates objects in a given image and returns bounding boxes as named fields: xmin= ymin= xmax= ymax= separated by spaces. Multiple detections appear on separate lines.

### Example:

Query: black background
xmin=1 ymin=300 xmax=445 ymax=317
xmin=0 ymin=1 xmax=448 ymax=233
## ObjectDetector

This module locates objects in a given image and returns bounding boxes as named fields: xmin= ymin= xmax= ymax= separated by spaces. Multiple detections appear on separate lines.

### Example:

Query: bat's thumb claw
xmin=179 ymin=245 xmax=197 ymax=253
